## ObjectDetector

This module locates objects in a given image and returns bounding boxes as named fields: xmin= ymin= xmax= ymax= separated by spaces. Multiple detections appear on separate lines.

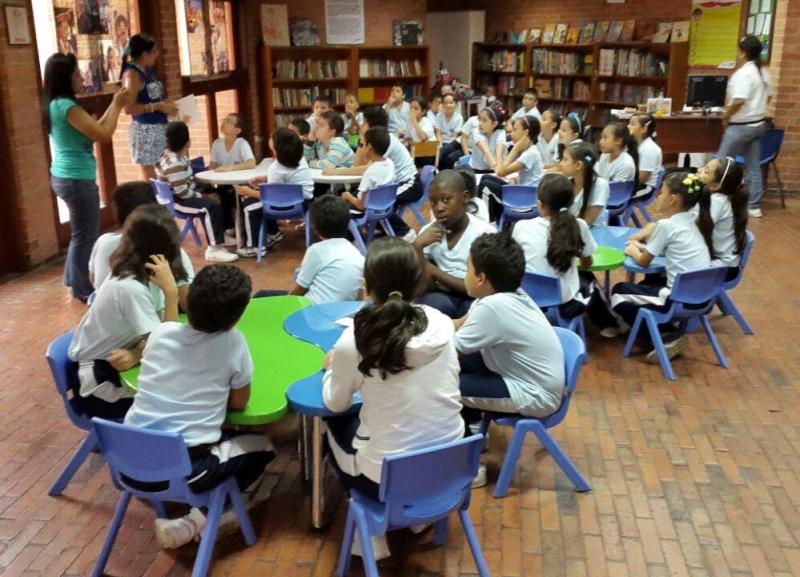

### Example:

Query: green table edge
xmin=584 ymin=245 xmax=626 ymax=272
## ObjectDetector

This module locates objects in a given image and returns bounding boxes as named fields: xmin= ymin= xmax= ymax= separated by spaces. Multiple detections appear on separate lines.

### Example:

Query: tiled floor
xmin=2 ymin=196 xmax=800 ymax=577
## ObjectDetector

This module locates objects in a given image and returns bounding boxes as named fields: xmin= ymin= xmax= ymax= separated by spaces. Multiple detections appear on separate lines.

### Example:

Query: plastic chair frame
xmin=257 ymin=183 xmax=311 ymax=262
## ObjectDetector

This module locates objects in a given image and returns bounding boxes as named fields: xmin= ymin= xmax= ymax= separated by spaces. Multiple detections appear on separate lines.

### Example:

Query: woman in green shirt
xmin=43 ymin=53 xmax=130 ymax=302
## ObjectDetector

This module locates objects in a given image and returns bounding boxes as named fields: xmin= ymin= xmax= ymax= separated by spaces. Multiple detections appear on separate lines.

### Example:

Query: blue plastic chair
xmin=348 ymin=183 xmax=399 ymax=255
xmin=479 ymin=328 xmax=590 ymax=498
xmin=605 ymin=180 xmax=636 ymax=227
xmin=622 ymin=267 xmax=729 ymax=381
xmin=90 ymin=418 xmax=257 ymax=577
xmin=735 ymin=128 xmax=786 ymax=208
xmin=498 ymin=185 xmax=538 ymax=229
xmin=150 ymin=179 xmax=203 ymax=246
xmin=456 ymin=154 xmax=471 ymax=167
xmin=716 ymin=230 xmax=755 ymax=334
xmin=257 ymin=183 xmax=311 ymax=262
xmin=402 ymin=165 xmax=436 ymax=226
xmin=190 ymin=156 xmax=207 ymax=174
xmin=626 ymin=168 xmax=665 ymax=227
xmin=336 ymin=434 xmax=490 ymax=577
xmin=521 ymin=272 xmax=586 ymax=344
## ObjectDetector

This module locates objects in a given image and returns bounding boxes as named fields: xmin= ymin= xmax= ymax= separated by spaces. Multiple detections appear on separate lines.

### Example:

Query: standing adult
xmin=121 ymin=34 xmax=177 ymax=180
xmin=718 ymin=35 xmax=771 ymax=218
xmin=43 ymin=53 xmax=130 ymax=302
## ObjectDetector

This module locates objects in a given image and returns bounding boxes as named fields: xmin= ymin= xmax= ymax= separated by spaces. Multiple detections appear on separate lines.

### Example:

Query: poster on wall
xmin=185 ymin=0 xmax=202 ymax=33
xmin=76 ymin=0 xmax=109 ymax=35
xmin=55 ymin=8 xmax=77 ymax=54
xmin=689 ymin=0 xmax=743 ymax=67
xmin=325 ymin=0 xmax=364 ymax=45
xmin=260 ymin=4 xmax=290 ymax=46
xmin=111 ymin=10 xmax=130 ymax=56
xmin=211 ymin=1 xmax=229 ymax=73
xmin=747 ymin=0 xmax=775 ymax=62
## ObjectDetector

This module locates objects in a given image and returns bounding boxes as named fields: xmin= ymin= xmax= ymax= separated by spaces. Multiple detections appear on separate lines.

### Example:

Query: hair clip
xmin=584 ymin=155 xmax=593 ymax=163
xmin=681 ymin=174 xmax=703 ymax=195
xmin=559 ymin=207 xmax=568 ymax=213
xmin=388 ymin=290 xmax=403 ymax=299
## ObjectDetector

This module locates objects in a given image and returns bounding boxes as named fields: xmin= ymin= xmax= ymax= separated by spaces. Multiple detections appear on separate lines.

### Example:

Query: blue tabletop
xmin=591 ymin=226 xmax=667 ymax=275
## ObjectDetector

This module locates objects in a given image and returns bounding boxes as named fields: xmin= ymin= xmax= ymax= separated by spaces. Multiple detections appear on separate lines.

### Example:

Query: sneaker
xmin=267 ymin=231 xmax=284 ymax=247
xmin=646 ymin=335 xmax=688 ymax=364
xmin=236 ymin=246 xmax=266 ymax=259
xmin=154 ymin=508 xmax=206 ymax=549
xmin=600 ymin=326 xmax=624 ymax=338
xmin=402 ymin=229 xmax=418 ymax=243
xmin=471 ymin=464 xmax=487 ymax=489
xmin=351 ymin=533 xmax=391 ymax=561
xmin=205 ymin=246 xmax=239 ymax=263
xmin=748 ymin=208 xmax=763 ymax=218
xmin=223 ymin=231 xmax=238 ymax=246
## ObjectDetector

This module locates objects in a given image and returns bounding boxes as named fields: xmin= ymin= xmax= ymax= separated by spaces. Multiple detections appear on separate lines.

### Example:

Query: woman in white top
xmin=404 ymin=96 xmax=436 ymax=143
xmin=435 ymin=93 xmax=464 ymax=143
xmin=469 ymin=105 xmax=507 ymax=173
xmin=559 ymin=142 xmax=610 ymax=226
xmin=537 ymin=109 xmax=560 ymax=167
xmin=596 ymin=122 xmax=637 ymax=183
xmin=718 ymin=35 xmax=771 ymax=217
xmin=628 ymin=113 xmax=662 ymax=198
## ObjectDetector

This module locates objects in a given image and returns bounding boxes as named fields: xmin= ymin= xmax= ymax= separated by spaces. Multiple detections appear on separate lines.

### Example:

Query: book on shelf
xmin=529 ymin=28 xmax=542 ymax=43
xmin=542 ymin=24 xmax=556 ymax=44
xmin=597 ymin=48 xmax=668 ymax=77
xmin=358 ymin=58 xmax=423 ymax=78
xmin=478 ymin=50 xmax=525 ymax=73
xmin=518 ymin=29 xmax=528 ymax=43
xmin=553 ymin=24 xmax=568 ymax=45
xmin=652 ymin=22 xmax=673 ymax=43
xmin=620 ymin=20 xmax=636 ymax=42
xmin=579 ymin=22 xmax=596 ymax=44
xmin=274 ymin=113 xmax=300 ymax=129
xmin=540 ymin=102 xmax=588 ymax=119
xmin=357 ymin=87 xmax=374 ymax=103
xmin=531 ymin=77 xmax=590 ymax=101
xmin=606 ymin=21 xmax=623 ymax=42
xmin=566 ymin=26 xmax=580 ymax=44
xmin=273 ymin=59 xmax=348 ymax=80
xmin=594 ymin=21 xmax=610 ymax=42
xmin=531 ymin=49 xmax=588 ymax=75
xmin=671 ymin=21 xmax=689 ymax=43
xmin=272 ymin=87 xmax=347 ymax=108
xmin=496 ymin=75 xmax=525 ymax=96
xmin=597 ymin=81 xmax=658 ymax=105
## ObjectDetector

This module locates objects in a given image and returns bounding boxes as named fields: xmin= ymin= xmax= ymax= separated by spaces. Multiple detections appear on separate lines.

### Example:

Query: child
xmin=588 ymin=172 xmax=712 ymax=360
xmin=323 ymin=237 xmax=463 ymax=557
xmin=69 ymin=205 xmax=184 ymax=419
xmin=306 ymin=94 xmax=332 ymax=134
xmin=234 ymin=128 xmax=314 ymax=257
xmin=628 ymin=113 xmax=662 ymax=196
xmin=547 ymin=112 xmax=584 ymax=169
xmin=559 ymin=142 xmax=610 ymax=226
xmin=342 ymin=93 xmax=363 ymax=149
xmin=90 ymin=181 xmax=195 ymax=312
xmin=509 ymin=89 xmax=542 ymax=125
xmin=306 ymin=111 xmax=354 ymax=171
xmin=426 ymin=92 xmax=442 ymax=124
xmin=124 ymin=264 xmax=274 ymax=549
xmin=480 ymin=115 xmax=544 ymax=223
xmin=341 ymin=126 xmax=395 ymax=212
xmin=155 ymin=121 xmax=238 ymax=262
xmin=537 ymin=110 xmax=561 ymax=166
xmin=455 ymin=165 xmax=490 ymax=222
xmin=405 ymin=96 xmax=435 ymax=143
xmin=435 ymin=93 xmax=464 ymax=144
xmin=288 ymin=117 xmax=311 ymax=141
xmin=209 ymin=113 xmax=256 ymax=234
xmin=512 ymin=174 xmax=597 ymax=319
xmin=438 ymin=110 xmax=475 ymax=170
xmin=415 ymin=170 xmax=495 ymax=318
xmin=469 ymin=104 xmax=507 ymax=173
xmin=596 ymin=121 xmax=638 ymax=183
xmin=384 ymin=84 xmax=410 ymax=135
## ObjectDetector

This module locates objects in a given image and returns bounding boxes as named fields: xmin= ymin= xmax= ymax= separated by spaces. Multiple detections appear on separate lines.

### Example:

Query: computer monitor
xmin=687 ymin=75 xmax=728 ymax=108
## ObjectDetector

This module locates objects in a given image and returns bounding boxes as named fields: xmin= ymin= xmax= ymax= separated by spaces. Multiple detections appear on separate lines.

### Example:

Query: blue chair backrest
xmin=419 ymin=165 xmax=436 ymax=201
xmin=258 ymin=183 xmax=305 ymax=209
xmin=379 ymin=435 xmax=482 ymax=524
xmin=190 ymin=156 xmax=206 ymax=174
xmin=457 ymin=155 xmax=471 ymax=167
xmin=150 ymin=179 xmax=176 ymax=215
xmin=46 ymin=332 xmax=89 ymax=430
xmin=670 ymin=267 xmax=728 ymax=306
xmin=521 ymin=271 xmax=562 ymax=309
xmin=607 ymin=180 xmax=636 ymax=207
xmin=554 ymin=327 xmax=586 ymax=397
xmin=761 ymin=128 xmax=784 ymax=164
xmin=723 ymin=230 xmax=754 ymax=290
xmin=365 ymin=183 xmax=399 ymax=217
xmin=501 ymin=185 xmax=537 ymax=210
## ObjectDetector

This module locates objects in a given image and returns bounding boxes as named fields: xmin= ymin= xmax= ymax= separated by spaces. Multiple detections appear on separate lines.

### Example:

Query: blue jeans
xmin=51 ymin=176 xmax=100 ymax=300
xmin=717 ymin=123 xmax=766 ymax=209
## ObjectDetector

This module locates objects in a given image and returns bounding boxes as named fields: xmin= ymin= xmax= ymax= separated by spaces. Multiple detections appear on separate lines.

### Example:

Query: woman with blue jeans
xmin=43 ymin=53 xmax=130 ymax=301
xmin=718 ymin=35 xmax=771 ymax=219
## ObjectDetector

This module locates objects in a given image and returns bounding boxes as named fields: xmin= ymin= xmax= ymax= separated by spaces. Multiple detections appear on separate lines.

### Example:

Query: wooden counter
xmin=654 ymin=114 xmax=725 ymax=155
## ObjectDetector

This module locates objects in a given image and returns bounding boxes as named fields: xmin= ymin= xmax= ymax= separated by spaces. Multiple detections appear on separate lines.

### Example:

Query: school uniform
xmin=555 ymin=137 xmax=583 ymax=162
xmin=124 ymin=322 xmax=273 ymax=494
xmin=691 ymin=193 xmax=741 ymax=269
xmin=596 ymin=152 xmax=637 ymax=183
xmin=436 ymin=111 xmax=464 ymax=143
xmin=537 ymin=133 xmax=559 ymax=166
xmin=295 ymin=238 xmax=365 ymax=305
xmin=512 ymin=216 xmax=597 ymax=318
xmin=417 ymin=214 xmax=496 ymax=318
xmin=306 ymin=136 xmax=355 ymax=196
xmin=469 ymin=129 xmax=507 ymax=172
xmin=323 ymin=305 xmax=463 ymax=499
xmin=425 ymin=109 xmax=438 ymax=124
xmin=634 ymin=137 xmax=662 ymax=197
xmin=570 ymin=177 xmax=610 ymax=226
xmin=439 ymin=115 xmax=478 ymax=170
xmin=466 ymin=196 xmax=490 ymax=222
xmin=456 ymin=290 xmax=565 ymax=418
xmin=384 ymin=134 xmax=422 ymax=236
xmin=510 ymin=106 xmax=542 ymax=122
xmin=210 ymin=137 xmax=256 ymax=230
xmin=357 ymin=158 xmax=396 ymax=202
xmin=405 ymin=115 xmax=436 ymax=143
xmin=481 ymin=144 xmax=544 ymax=222
xmin=386 ymin=101 xmax=411 ymax=134
xmin=69 ymin=276 xmax=164 ymax=418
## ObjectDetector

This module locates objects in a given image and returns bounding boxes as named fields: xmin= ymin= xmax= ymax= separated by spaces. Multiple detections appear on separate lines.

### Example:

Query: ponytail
xmin=538 ymin=174 xmax=584 ymax=272
xmin=607 ymin=121 xmax=639 ymax=178
xmin=120 ymin=33 xmax=156 ymax=79
xmin=633 ymin=113 xmax=656 ymax=140
xmin=665 ymin=171 xmax=715 ymax=257
xmin=739 ymin=35 xmax=766 ymax=84
xmin=569 ymin=142 xmax=598 ymax=219
xmin=705 ymin=157 xmax=749 ymax=255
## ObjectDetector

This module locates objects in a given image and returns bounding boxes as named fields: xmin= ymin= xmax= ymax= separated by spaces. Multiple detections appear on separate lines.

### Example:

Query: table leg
xmin=311 ymin=416 xmax=325 ymax=529
xmin=299 ymin=415 xmax=311 ymax=482
xmin=604 ymin=271 xmax=611 ymax=296
xmin=235 ymin=192 xmax=242 ymax=250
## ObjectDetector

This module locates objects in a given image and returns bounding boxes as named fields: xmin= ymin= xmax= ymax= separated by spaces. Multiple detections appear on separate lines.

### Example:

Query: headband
xmin=719 ymin=156 xmax=734 ymax=187
xmin=484 ymin=107 xmax=497 ymax=121
xmin=568 ymin=112 xmax=583 ymax=134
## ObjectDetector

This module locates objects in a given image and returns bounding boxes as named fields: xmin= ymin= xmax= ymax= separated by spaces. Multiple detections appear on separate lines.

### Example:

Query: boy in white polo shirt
xmin=341 ymin=126 xmax=396 ymax=212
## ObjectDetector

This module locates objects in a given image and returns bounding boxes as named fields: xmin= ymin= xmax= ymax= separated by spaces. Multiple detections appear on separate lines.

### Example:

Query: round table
xmin=587 ymin=226 xmax=666 ymax=292
xmin=310 ymin=168 xmax=363 ymax=185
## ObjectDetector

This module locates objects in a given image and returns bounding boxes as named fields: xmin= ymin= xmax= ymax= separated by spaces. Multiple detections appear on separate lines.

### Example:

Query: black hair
xmin=469 ymin=233 xmax=525 ymax=293
xmin=226 ymin=112 xmax=249 ymax=141
xmin=558 ymin=112 xmax=583 ymax=161
xmin=289 ymin=117 xmax=310 ymax=136
xmin=567 ymin=142 xmax=598 ymax=219
xmin=354 ymin=237 xmax=428 ymax=379
xmin=632 ymin=113 xmax=656 ymax=139
xmin=112 ymin=181 xmax=156 ymax=227
xmin=515 ymin=115 xmax=541 ymax=142
xmin=442 ymin=92 xmax=456 ymax=105
xmin=480 ymin=103 xmax=507 ymax=133
xmin=524 ymin=88 xmax=539 ymax=100
xmin=664 ymin=171 xmax=714 ymax=256
xmin=187 ymin=264 xmax=252 ymax=333
xmin=272 ymin=127 xmax=303 ymax=168
xmin=542 ymin=109 xmax=562 ymax=142
xmin=312 ymin=94 xmax=332 ymax=106
xmin=697 ymin=158 xmax=748 ymax=257
xmin=739 ymin=35 xmax=765 ymax=82
xmin=605 ymin=121 xmax=639 ymax=179
xmin=362 ymin=107 xmax=389 ymax=129
xmin=120 ymin=33 xmax=157 ymax=78
xmin=538 ymin=174 xmax=585 ymax=273
xmin=363 ymin=126 xmax=390 ymax=156
xmin=455 ymin=166 xmax=477 ymax=199
xmin=318 ymin=110 xmax=345 ymax=135
xmin=427 ymin=91 xmax=442 ymax=105
xmin=410 ymin=96 xmax=429 ymax=113
xmin=165 ymin=121 xmax=190 ymax=152
xmin=310 ymin=195 xmax=351 ymax=239
xmin=42 ymin=53 xmax=78 ymax=134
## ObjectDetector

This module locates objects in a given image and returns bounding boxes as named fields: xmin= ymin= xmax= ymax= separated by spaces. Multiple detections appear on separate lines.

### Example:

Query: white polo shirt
xmin=727 ymin=61 xmax=771 ymax=124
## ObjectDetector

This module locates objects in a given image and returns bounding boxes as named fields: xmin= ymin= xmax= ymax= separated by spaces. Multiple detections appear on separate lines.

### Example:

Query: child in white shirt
xmin=469 ymin=105 xmax=507 ymax=173
xmin=426 ymin=92 xmax=442 ymax=124
xmin=435 ymin=93 xmax=464 ymax=144
xmin=596 ymin=121 xmax=637 ymax=183
xmin=508 ymin=89 xmax=542 ymax=125
xmin=537 ymin=110 xmax=561 ymax=166
xmin=628 ymin=113 xmax=663 ymax=197
xmin=341 ymin=126 xmax=396 ymax=212
xmin=559 ymin=142 xmax=610 ymax=226
xmin=404 ymin=96 xmax=435 ymax=143
xmin=384 ymin=84 xmax=410 ymax=134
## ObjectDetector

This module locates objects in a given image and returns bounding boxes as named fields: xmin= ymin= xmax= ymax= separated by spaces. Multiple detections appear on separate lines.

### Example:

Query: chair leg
xmin=354 ymin=511 xmax=380 ymax=577
xmin=191 ymin=220 xmax=202 ymax=246
xmin=432 ymin=517 xmax=448 ymax=547
xmin=529 ymin=421 xmax=591 ymax=492
xmin=629 ymin=209 xmax=642 ymax=228
xmin=91 ymin=491 xmax=132 ymax=577
xmin=717 ymin=291 xmax=753 ymax=335
xmin=493 ymin=423 xmax=527 ymax=498
xmin=192 ymin=485 xmax=227 ymax=577
xmin=773 ymin=163 xmax=786 ymax=208
xmin=622 ymin=313 xmax=645 ymax=358
xmin=458 ymin=509 xmax=491 ymax=577
xmin=304 ymin=211 xmax=313 ymax=247
xmin=257 ymin=218 xmax=265 ymax=263
xmin=410 ymin=204 xmax=427 ymax=226
xmin=227 ymin=482 xmax=257 ymax=546
xmin=700 ymin=315 xmax=728 ymax=369
xmin=349 ymin=222 xmax=367 ymax=255
xmin=478 ymin=415 xmax=491 ymax=437
xmin=382 ymin=218 xmax=396 ymax=237
xmin=646 ymin=315 xmax=675 ymax=381
xmin=366 ymin=223 xmax=377 ymax=245
xmin=48 ymin=431 xmax=98 ymax=496
xmin=337 ymin=505 xmax=357 ymax=577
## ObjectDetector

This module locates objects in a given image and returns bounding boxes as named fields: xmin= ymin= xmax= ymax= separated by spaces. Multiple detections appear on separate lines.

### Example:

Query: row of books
xmin=533 ymin=78 xmax=590 ymax=101
xmin=531 ymin=50 xmax=592 ymax=75
xmin=272 ymin=88 xmax=348 ymax=109
xmin=358 ymin=59 xmax=423 ymax=78
xmin=495 ymin=76 xmax=525 ymax=96
xmin=597 ymin=82 xmax=659 ymax=105
xmin=274 ymin=113 xmax=301 ymax=129
xmin=273 ymin=59 xmax=348 ymax=80
xmin=495 ymin=20 xmax=690 ymax=46
xmin=596 ymin=49 xmax=668 ymax=78
xmin=477 ymin=50 xmax=525 ymax=73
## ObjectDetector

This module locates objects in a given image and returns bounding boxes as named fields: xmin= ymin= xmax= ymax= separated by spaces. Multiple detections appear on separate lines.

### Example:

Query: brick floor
xmin=1 ymin=195 xmax=799 ymax=577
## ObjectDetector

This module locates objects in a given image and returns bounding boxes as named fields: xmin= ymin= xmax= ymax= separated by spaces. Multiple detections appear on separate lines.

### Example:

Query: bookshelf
xmin=471 ymin=41 xmax=689 ymax=125
xmin=262 ymin=45 xmax=430 ymax=137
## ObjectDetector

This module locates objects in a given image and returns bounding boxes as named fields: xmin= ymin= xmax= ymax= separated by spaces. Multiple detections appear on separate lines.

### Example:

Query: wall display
xmin=260 ymin=3 xmax=290 ymax=46
xmin=689 ymin=0 xmax=743 ymax=66
xmin=325 ymin=0 xmax=364 ymax=45
xmin=747 ymin=0 xmax=775 ymax=63
xmin=5 ymin=5 xmax=32 ymax=45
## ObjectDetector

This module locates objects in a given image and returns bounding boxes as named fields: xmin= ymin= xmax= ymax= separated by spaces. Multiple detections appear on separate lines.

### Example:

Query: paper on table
xmin=176 ymin=94 xmax=201 ymax=125
xmin=335 ymin=317 xmax=354 ymax=328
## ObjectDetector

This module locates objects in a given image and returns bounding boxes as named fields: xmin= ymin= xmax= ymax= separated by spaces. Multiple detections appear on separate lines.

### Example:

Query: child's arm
xmin=493 ymin=141 xmax=507 ymax=169
xmin=342 ymin=190 xmax=365 ymax=211
xmin=107 ymin=339 xmax=146 ymax=371
xmin=216 ymin=159 xmax=256 ymax=172
xmin=427 ymin=262 xmax=467 ymax=294
xmin=435 ymin=127 xmax=443 ymax=142
xmin=453 ymin=313 xmax=469 ymax=331
xmin=460 ymin=131 xmax=471 ymax=155
xmin=233 ymin=184 xmax=260 ymax=199
xmin=582 ymin=206 xmax=602 ymax=227
xmin=628 ymin=222 xmax=656 ymax=242
xmin=322 ymin=331 xmax=361 ymax=412
xmin=624 ymin=240 xmax=655 ymax=267
xmin=228 ymin=385 xmax=251 ymax=410
xmin=474 ymin=140 xmax=495 ymax=169
xmin=288 ymin=283 xmax=309 ymax=297
xmin=638 ymin=170 xmax=652 ymax=185
xmin=145 ymin=254 xmax=179 ymax=322
xmin=453 ymin=302 xmax=497 ymax=355
xmin=409 ymin=116 xmax=429 ymax=142
xmin=495 ymin=139 xmax=531 ymax=178
xmin=323 ymin=163 xmax=368 ymax=176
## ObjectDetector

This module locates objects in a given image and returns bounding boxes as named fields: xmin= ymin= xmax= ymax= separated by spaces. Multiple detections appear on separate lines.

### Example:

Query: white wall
xmin=426 ymin=11 xmax=485 ymax=88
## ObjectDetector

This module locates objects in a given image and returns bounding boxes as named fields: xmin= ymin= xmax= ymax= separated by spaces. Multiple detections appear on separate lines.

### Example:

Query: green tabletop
xmin=584 ymin=245 xmax=626 ymax=272
xmin=120 ymin=295 xmax=325 ymax=426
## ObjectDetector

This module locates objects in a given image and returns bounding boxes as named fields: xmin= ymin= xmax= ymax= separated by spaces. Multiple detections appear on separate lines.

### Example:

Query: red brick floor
xmin=2 ymin=196 xmax=800 ymax=577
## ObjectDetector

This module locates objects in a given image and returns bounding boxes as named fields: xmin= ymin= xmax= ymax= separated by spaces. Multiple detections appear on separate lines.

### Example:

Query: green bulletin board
xmin=746 ymin=0 xmax=776 ymax=63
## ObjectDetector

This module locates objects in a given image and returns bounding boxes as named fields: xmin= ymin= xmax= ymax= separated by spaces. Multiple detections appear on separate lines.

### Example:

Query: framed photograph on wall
xmin=4 ymin=5 xmax=32 ymax=45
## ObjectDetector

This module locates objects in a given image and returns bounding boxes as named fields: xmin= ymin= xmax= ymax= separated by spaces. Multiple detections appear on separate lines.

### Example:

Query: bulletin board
xmin=746 ymin=0 xmax=776 ymax=63
xmin=689 ymin=0 xmax=743 ymax=67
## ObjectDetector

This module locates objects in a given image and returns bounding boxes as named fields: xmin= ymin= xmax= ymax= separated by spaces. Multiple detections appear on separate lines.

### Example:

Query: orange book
xmin=566 ymin=26 xmax=581 ymax=44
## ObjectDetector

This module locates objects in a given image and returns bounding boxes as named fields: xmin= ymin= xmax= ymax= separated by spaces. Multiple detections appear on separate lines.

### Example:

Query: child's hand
xmin=247 ymin=177 xmax=265 ymax=188
xmin=623 ymin=243 xmax=642 ymax=258
xmin=158 ymin=101 xmax=179 ymax=116
xmin=416 ymin=222 xmax=444 ymax=247
xmin=234 ymin=184 xmax=257 ymax=198
xmin=322 ymin=168 xmax=336 ymax=176
xmin=322 ymin=350 xmax=334 ymax=370
xmin=215 ymin=165 xmax=234 ymax=173
xmin=145 ymin=254 xmax=177 ymax=294
xmin=107 ymin=348 xmax=137 ymax=371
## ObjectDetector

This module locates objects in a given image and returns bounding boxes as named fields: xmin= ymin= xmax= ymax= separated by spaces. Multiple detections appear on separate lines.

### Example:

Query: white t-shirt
xmin=516 ymin=145 xmax=544 ymax=187
xmin=210 ymin=137 xmax=255 ymax=167
xmin=513 ymin=216 xmax=597 ymax=302
xmin=455 ymin=291 xmax=565 ymax=418
xmin=425 ymin=109 xmax=438 ymax=124
xmin=267 ymin=157 xmax=315 ymax=199
xmin=124 ymin=322 xmax=253 ymax=446
xmin=690 ymin=193 xmax=740 ymax=267
xmin=727 ymin=61 xmax=771 ymax=124
xmin=90 ymin=232 xmax=195 ymax=293
xmin=638 ymin=137 xmax=662 ymax=190
xmin=537 ymin=133 xmax=559 ymax=166
xmin=297 ymin=238 xmax=365 ymax=304
xmin=570 ymin=177 xmax=610 ymax=225
xmin=358 ymin=158 xmax=396 ymax=198
xmin=386 ymin=101 xmax=411 ymax=134
xmin=466 ymin=196 xmax=490 ymax=222
xmin=645 ymin=211 xmax=711 ymax=287
xmin=385 ymin=134 xmax=417 ymax=191
xmin=322 ymin=305 xmax=464 ymax=482
xmin=470 ymin=129 xmax=507 ymax=171
xmin=436 ymin=111 xmax=464 ymax=142
xmin=406 ymin=116 xmax=435 ymax=143
xmin=421 ymin=214 xmax=495 ymax=279
xmin=510 ymin=106 xmax=542 ymax=122
xmin=460 ymin=116 xmax=480 ymax=148
xmin=596 ymin=152 xmax=637 ymax=183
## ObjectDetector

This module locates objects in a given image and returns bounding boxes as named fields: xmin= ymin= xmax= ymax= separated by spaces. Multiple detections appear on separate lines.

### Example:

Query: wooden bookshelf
xmin=262 ymin=45 xmax=430 ymax=136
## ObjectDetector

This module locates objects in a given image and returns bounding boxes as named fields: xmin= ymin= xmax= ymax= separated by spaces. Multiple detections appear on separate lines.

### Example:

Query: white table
xmin=310 ymin=169 xmax=362 ymax=185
